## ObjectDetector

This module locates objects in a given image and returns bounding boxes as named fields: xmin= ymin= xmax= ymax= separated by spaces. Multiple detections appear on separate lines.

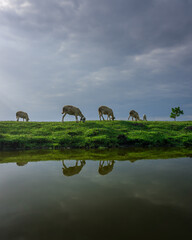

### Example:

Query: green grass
xmin=0 ymin=120 xmax=192 ymax=150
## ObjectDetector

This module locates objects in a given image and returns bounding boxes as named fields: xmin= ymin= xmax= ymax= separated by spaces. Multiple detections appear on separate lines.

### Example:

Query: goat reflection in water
xmin=61 ymin=160 xmax=115 ymax=177
xmin=16 ymin=162 xmax=28 ymax=166
xmin=62 ymin=160 xmax=86 ymax=176
xmin=98 ymin=160 xmax=115 ymax=175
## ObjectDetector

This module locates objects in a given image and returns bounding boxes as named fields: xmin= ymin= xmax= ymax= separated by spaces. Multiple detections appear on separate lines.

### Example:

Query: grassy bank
xmin=0 ymin=120 xmax=192 ymax=150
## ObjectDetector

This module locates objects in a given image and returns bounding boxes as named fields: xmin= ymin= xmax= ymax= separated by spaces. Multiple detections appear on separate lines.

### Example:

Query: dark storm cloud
xmin=2 ymin=0 xmax=192 ymax=51
xmin=0 ymin=0 xmax=192 ymax=121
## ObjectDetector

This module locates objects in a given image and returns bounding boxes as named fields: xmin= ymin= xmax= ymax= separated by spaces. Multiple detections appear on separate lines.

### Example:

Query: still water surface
xmin=0 ymin=152 xmax=192 ymax=240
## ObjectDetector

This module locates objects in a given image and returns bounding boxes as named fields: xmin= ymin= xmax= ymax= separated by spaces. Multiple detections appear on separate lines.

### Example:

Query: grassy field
xmin=0 ymin=120 xmax=192 ymax=150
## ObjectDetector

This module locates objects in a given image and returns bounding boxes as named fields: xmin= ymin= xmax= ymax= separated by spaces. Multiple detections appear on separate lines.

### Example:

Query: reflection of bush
xmin=183 ymin=139 xmax=192 ymax=147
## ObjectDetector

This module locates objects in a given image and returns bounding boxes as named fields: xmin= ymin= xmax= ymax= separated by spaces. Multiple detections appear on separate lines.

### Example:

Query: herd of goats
xmin=16 ymin=105 xmax=147 ymax=122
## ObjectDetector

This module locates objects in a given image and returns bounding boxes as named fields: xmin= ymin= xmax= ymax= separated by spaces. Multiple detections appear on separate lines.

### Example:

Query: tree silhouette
xmin=170 ymin=107 xmax=184 ymax=121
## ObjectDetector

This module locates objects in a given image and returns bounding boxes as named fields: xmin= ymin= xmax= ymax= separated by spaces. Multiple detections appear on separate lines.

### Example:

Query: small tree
xmin=170 ymin=106 xmax=184 ymax=121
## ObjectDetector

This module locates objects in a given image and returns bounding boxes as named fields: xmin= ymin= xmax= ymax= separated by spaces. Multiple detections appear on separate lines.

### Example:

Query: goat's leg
xmin=62 ymin=113 xmax=67 ymax=122
xmin=75 ymin=115 xmax=78 ymax=123
xmin=102 ymin=114 xmax=105 ymax=121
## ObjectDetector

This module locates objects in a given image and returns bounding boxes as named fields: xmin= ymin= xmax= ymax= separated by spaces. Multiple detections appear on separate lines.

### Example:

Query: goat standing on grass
xmin=128 ymin=110 xmax=142 ymax=121
xmin=16 ymin=111 xmax=29 ymax=122
xmin=143 ymin=114 xmax=147 ymax=121
xmin=98 ymin=106 xmax=115 ymax=121
xmin=62 ymin=105 xmax=86 ymax=123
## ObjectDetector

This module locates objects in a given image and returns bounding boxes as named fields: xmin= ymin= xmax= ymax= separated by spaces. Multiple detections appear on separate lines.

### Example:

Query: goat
xmin=128 ymin=110 xmax=142 ymax=121
xmin=16 ymin=111 xmax=29 ymax=122
xmin=143 ymin=114 xmax=147 ymax=121
xmin=98 ymin=106 xmax=115 ymax=121
xmin=62 ymin=105 xmax=86 ymax=122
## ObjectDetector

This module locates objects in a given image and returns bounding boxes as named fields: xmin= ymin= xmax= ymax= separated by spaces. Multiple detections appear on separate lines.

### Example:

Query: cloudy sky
xmin=0 ymin=0 xmax=192 ymax=121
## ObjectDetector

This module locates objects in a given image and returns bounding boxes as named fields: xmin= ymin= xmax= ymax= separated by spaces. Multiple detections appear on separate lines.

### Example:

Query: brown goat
xmin=128 ymin=110 xmax=142 ymax=121
xmin=16 ymin=111 xmax=29 ymax=122
xmin=62 ymin=105 xmax=86 ymax=122
xmin=143 ymin=114 xmax=147 ymax=121
xmin=98 ymin=106 xmax=115 ymax=121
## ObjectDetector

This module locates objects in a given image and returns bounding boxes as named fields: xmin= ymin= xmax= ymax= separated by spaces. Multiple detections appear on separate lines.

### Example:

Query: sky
xmin=0 ymin=0 xmax=192 ymax=121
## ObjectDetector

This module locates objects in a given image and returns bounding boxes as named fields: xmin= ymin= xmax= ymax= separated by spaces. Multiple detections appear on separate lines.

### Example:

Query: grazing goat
xmin=62 ymin=105 xmax=86 ymax=122
xmin=98 ymin=106 xmax=115 ymax=121
xmin=143 ymin=114 xmax=147 ymax=121
xmin=128 ymin=110 xmax=142 ymax=121
xmin=16 ymin=111 xmax=29 ymax=122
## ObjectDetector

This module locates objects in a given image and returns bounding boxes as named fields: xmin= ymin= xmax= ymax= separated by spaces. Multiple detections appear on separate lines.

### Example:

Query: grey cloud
xmin=2 ymin=0 xmax=192 ymax=49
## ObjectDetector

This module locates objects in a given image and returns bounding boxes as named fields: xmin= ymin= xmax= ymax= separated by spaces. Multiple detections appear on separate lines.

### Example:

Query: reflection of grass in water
xmin=0 ymin=120 xmax=192 ymax=150
xmin=0 ymin=147 xmax=192 ymax=164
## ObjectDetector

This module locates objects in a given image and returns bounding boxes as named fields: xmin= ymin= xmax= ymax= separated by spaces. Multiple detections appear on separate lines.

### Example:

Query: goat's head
xmin=112 ymin=116 xmax=115 ymax=121
xmin=80 ymin=116 xmax=86 ymax=123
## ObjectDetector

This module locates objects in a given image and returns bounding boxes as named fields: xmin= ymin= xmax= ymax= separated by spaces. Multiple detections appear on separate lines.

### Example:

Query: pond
xmin=0 ymin=149 xmax=192 ymax=240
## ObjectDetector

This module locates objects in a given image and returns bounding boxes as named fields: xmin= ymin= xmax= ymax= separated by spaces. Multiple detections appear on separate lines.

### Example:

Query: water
xmin=0 ymin=150 xmax=192 ymax=240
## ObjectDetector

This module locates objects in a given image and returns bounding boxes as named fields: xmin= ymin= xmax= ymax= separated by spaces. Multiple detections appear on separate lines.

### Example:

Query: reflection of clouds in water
xmin=83 ymin=159 xmax=192 ymax=212
xmin=127 ymin=159 xmax=192 ymax=211
xmin=1 ymin=159 xmax=192 ymax=214
xmin=0 ymin=158 xmax=192 ymax=239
